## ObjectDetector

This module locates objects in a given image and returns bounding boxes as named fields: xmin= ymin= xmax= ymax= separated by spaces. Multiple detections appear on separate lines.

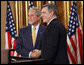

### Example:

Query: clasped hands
xmin=30 ymin=49 xmax=41 ymax=58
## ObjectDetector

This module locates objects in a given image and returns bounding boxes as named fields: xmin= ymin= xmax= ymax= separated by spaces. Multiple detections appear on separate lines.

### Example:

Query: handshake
xmin=30 ymin=49 xmax=41 ymax=58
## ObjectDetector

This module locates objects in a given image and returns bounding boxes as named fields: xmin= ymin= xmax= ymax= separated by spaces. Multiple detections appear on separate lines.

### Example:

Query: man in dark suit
xmin=40 ymin=4 xmax=69 ymax=64
xmin=15 ymin=7 xmax=45 ymax=58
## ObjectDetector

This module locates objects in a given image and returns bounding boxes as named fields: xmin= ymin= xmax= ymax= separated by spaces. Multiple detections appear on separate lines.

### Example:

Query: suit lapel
xmin=35 ymin=25 xmax=42 ymax=47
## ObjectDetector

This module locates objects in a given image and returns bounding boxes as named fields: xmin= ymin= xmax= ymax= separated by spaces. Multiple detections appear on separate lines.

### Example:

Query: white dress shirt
xmin=32 ymin=24 xmax=40 ymax=38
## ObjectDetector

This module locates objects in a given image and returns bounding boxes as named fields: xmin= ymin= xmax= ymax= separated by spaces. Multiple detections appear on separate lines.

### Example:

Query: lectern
xmin=1 ymin=49 xmax=10 ymax=64
xmin=1 ymin=49 xmax=46 ymax=64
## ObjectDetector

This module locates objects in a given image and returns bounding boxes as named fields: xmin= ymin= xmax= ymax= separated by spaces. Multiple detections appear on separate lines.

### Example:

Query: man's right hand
xmin=30 ymin=49 xmax=41 ymax=58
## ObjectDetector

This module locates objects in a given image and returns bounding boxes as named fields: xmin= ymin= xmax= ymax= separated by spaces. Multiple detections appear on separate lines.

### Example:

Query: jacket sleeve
xmin=15 ymin=30 xmax=30 ymax=57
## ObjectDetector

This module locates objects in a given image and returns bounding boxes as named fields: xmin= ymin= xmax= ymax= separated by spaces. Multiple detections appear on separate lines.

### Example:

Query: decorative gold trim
xmin=81 ymin=1 xmax=83 ymax=7
xmin=25 ymin=1 xmax=28 ymax=26
xmin=37 ymin=1 xmax=41 ymax=10
xmin=66 ymin=1 xmax=70 ymax=29
xmin=15 ymin=1 xmax=19 ymax=36
xmin=63 ymin=1 xmax=67 ymax=29
xmin=80 ymin=1 xmax=83 ymax=29
xmin=18 ymin=1 xmax=23 ymax=29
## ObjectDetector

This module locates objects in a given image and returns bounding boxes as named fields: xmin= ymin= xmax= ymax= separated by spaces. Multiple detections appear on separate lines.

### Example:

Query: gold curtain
xmin=25 ymin=1 xmax=28 ymax=26
xmin=15 ymin=1 xmax=23 ymax=36
xmin=13 ymin=1 xmax=83 ymax=36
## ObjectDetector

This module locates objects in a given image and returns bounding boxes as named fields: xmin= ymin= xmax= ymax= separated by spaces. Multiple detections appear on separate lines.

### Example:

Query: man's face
xmin=28 ymin=10 xmax=39 ymax=25
xmin=41 ymin=7 xmax=51 ymax=23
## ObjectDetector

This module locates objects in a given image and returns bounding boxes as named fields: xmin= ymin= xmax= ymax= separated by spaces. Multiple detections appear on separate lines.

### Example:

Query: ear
xmin=50 ymin=11 xmax=54 ymax=16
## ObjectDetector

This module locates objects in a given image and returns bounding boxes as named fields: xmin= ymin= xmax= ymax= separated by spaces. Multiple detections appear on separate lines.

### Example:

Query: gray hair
xmin=29 ymin=7 xmax=41 ymax=17
xmin=42 ymin=4 xmax=58 ymax=16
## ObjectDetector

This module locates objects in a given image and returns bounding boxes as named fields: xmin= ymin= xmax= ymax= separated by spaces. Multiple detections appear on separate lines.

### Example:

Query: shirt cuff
xmin=29 ymin=51 xmax=32 ymax=58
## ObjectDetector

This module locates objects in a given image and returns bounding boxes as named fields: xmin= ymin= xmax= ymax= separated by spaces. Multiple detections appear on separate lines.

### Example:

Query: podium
xmin=1 ymin=49 xmax=10 ymax=64
xmin=1 ymin=49 xmax=46 ymax=64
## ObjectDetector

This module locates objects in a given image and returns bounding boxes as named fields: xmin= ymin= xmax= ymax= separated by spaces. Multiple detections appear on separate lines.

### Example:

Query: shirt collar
xmin=32 ymin=24 xmax=40 ymax=31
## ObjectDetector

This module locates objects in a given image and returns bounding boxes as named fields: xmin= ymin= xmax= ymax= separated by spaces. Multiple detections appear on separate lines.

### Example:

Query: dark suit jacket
xmin=41 ymin=18 xmax=69 ymax=64
xmin=15 ymin=24 xmax=45 ymax=57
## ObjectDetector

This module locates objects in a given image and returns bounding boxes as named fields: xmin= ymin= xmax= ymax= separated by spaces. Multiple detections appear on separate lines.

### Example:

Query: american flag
xmin=5 ymin=1 xmax=20 ymax=56
xmin=29 ymin=1 xmax=34 ymax=9
xmin=67 ymin=1 xmax=83 ymax=64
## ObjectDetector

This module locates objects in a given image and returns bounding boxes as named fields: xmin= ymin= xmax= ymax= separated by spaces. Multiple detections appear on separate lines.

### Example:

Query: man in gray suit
xmin=15 ymin=7 xmax=45 ymax=58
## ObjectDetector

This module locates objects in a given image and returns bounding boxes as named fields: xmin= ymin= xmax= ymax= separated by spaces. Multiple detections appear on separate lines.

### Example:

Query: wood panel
xmin=1 ymin=1 xmax=7 ymax=50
